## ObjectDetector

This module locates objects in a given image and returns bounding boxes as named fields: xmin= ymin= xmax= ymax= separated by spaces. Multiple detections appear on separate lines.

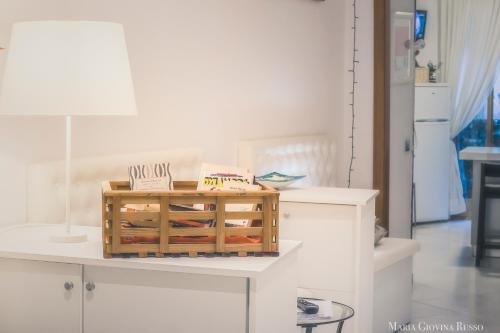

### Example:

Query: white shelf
xmin=0 ymin=224 xmax=301 ymax=278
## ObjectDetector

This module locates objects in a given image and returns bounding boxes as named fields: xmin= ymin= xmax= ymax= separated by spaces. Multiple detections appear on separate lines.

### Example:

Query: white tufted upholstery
xmin=237 ymin=135 xmax=336 ymax=187
xmin=27 ymin=148 xmax=202 ymax=226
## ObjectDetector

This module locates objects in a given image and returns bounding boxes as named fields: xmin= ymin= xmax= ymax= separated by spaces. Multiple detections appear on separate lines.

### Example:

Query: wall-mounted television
xmin=415 ymin=10 xmax=427 ymax=40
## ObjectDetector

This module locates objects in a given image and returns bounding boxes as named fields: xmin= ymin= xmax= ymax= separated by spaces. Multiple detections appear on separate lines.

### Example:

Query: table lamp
xmin=0 ymin=21 xmax=137 ymax=242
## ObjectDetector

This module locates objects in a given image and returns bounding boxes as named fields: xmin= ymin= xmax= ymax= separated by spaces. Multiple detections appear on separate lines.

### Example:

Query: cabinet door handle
xmin=85 ymin=282 xmax=95 ymax=292
xmin=64 ymin=281 xmax=74 ymax=291
xmin=283 ymin=212 xmax=291 ymax=219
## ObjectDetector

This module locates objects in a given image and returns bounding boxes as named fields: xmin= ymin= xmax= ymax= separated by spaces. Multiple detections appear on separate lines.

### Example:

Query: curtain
xmin=440 ymin=0 xmax=500 ymax=215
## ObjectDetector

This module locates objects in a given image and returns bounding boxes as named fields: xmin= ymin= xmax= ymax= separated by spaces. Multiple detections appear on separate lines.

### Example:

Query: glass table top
xmin=297 ymin=298 xmax=355 ymax=327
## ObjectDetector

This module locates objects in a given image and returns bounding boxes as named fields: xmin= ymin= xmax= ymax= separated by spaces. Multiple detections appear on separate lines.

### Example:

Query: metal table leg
xmin=471 ymin=161 xmax=482 ymax=252
xmin=337 ymin=320 xmax=345 ymax=333
xmin=305 ymin=326 xmax=314 ymax=333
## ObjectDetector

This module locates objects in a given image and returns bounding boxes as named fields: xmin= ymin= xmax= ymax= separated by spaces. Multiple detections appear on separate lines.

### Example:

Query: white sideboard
xmin=279 ymin=187 xmax=378 ymax=333
xmin=0 ymin=224 xmax=301 ymax=333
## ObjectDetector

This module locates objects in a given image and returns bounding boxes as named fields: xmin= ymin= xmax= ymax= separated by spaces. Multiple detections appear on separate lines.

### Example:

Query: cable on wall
xmin=347 ymin=0 xmax=359 ymax=188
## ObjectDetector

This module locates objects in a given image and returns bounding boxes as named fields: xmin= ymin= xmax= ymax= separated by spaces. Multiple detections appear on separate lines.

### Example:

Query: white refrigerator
xmin=414 ymin=84 xmax=451 ymax=222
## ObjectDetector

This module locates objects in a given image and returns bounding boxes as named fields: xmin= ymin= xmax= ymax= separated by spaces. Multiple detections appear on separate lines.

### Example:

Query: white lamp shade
xmin=0 ymin=21 xmax=137 ymax=116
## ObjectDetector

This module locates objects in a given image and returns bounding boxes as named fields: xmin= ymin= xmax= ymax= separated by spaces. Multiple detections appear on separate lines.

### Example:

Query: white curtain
xmin=440 ymin=0 xmax=500 ymax=215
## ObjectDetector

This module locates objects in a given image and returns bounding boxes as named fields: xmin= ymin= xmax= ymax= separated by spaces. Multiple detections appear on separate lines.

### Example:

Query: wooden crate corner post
xmin=159 ymin=197 xmax=170 ymax=257
xmin=216 ymin=197 xmax=226 ymax=254
xmin=111 ymin=197 xmax=122 ymax=255
xmin=263 ymin=196 xmax=273 ymax=253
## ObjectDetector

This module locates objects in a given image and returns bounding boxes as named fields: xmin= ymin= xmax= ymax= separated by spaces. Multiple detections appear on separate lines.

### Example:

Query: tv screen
xmin=415 ymin=10 xmax=427 ymax=40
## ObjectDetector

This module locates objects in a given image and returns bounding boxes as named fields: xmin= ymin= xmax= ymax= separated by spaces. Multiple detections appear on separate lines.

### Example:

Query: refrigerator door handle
xmin=415 ymin=118 xmax=449 ymax=122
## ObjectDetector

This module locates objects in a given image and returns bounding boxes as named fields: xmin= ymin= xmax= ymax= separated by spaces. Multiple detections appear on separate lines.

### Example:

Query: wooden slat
xmin=167 ymin=244 xmax=216 ymax=253
xmin=105 ymin=190 xmax=274 ymax=197
xmin=216 ymin=197 xmax=226 ymax=252
xmin=118 ymin=197 xmax=161 ymax=205
xmin=112 ymin=198 xmax=121 ymax=253
xmin=262 ymin=197 xmax=272 ymax=252
xmin=119 ymin=244 xmax=160 ymax=253
xmin=169 ymin=228 xmax=216 ymax=237
xmin=273 ymin=197 xmax=279 ymax=250
xmin=169 ymin=211 xmax=216 ymax=220
xmin=224 ymin=197 xmax=264 ymax=204
xmin=224 ymin=244 xmax=263 ymax=251
xmin=256 ymin=181 xmax=275 ymax=191
xmin=160 ymin=197 xmax=170 ymax=253
xmin=225 ymin=211 xmax=263 ymax=220
xmin=225 ymin=227 xmax=263 ymax=236
xmin=102 ymin=196 xmax=111 ymax=258
xmin=122 ymin=220 xmax=159 ymax=228
xmin=169 ymin=197 xmax=217 ymax=205
xmin=172 ymin=181 xmax=198 ymax=190
xmin=121 ymin=212 xmax=160 ymax=223
xmin=121 ymin=228 xmax=160 ymax=237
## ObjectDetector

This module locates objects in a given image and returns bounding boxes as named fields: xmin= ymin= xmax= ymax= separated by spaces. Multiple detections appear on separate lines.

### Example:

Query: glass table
xmin=297 ymin=298 xmax=355 ymax=333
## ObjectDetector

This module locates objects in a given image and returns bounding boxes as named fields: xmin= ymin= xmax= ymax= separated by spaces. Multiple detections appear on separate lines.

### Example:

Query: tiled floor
xmin=411 ymin=220 xmax=500 ymax=332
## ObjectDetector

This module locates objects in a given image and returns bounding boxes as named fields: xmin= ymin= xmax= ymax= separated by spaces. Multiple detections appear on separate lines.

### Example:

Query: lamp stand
xmin=50 ymin=116 xmax=88 ymax=243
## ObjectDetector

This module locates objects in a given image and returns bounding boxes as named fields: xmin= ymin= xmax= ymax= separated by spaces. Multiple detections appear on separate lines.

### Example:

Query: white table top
xmin=279 ymin=187 xmax=379 ymax=206
xmin=0 ymin=224 xmax=301 ymax=279
xmin=459 ymin=147 xmax=500 ymax=162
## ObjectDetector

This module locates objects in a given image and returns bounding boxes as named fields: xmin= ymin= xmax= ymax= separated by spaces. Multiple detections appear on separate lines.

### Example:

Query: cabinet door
xmin=0 ymin=258 xmax=82 ymax=333
xmin=280 ymin=202 xmax=356 ymax=291
xmin=415 ymin=86 xmax=451 ymax=120
xmin=83 ymin=266 xmax=246 ymax=333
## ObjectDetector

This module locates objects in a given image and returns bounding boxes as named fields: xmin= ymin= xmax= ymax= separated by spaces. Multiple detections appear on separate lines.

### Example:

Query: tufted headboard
xmin=27 ymin=148 xmax=202 ymax=226
xmin=237 ymin=135 xmax=336 ymax=187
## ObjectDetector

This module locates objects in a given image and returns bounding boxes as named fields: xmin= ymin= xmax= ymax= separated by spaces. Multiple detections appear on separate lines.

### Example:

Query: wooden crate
xmin=102 ymin=180 xmax=279 ymax=258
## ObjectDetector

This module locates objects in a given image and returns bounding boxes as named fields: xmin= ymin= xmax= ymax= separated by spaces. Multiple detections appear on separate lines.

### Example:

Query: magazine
xmin=197 ymin=163 xmax=259 ymax=191
xmin=197 ymin=163 xmax=260 ymax=227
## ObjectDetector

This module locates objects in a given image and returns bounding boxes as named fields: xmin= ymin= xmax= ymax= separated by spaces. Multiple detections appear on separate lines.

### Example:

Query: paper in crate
xmin=197 ymin=163 xmax=259 ymax=191
xmin=197 ymin=163 xmax=260 ymax=227
xmin=128 ymin=162 xmax=172 ymax=191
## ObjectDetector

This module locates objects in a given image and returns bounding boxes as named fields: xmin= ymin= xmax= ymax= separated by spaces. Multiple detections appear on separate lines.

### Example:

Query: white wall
xmin=0 ymin=0 xmax=346 ymax=163
xmin=337 ymin=0 xmax=374 ymax=189
xmin=0 ymin=0 xmax=352 ymax=224
xmin=416 ymin=0 xmax=439 ymax=67
xmin=0 ymin=154 xmax=26 ymax=226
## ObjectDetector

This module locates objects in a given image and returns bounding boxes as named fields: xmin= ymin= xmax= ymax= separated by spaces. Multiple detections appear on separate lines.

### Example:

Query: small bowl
xmin=256 ymin=172 xmax=306 ymax=189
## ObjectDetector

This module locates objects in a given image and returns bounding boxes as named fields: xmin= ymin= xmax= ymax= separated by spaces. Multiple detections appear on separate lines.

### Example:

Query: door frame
xmin=373 ymin=0 xmax=390 ymax=231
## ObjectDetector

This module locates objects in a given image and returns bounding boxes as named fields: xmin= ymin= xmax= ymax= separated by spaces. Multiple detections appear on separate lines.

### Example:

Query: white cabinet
xmin=279 ymin=187 xmax=378 ymax=333
xmin=0 ymin=258 xmax=82 ymax=333
xmin=0 ymin=259 xmax=267 ymax=333
xmin=0 ymin=225 xmax=300 ymax=333
xmin=83 ymin=266 xmax=247 ymax=333
xmin=280 ymin=203 xmax=355 ymax=292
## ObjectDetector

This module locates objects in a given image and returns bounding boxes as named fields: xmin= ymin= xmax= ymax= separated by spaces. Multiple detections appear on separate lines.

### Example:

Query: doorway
xmin=373 ymin=0 xmax=415 ymax=239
